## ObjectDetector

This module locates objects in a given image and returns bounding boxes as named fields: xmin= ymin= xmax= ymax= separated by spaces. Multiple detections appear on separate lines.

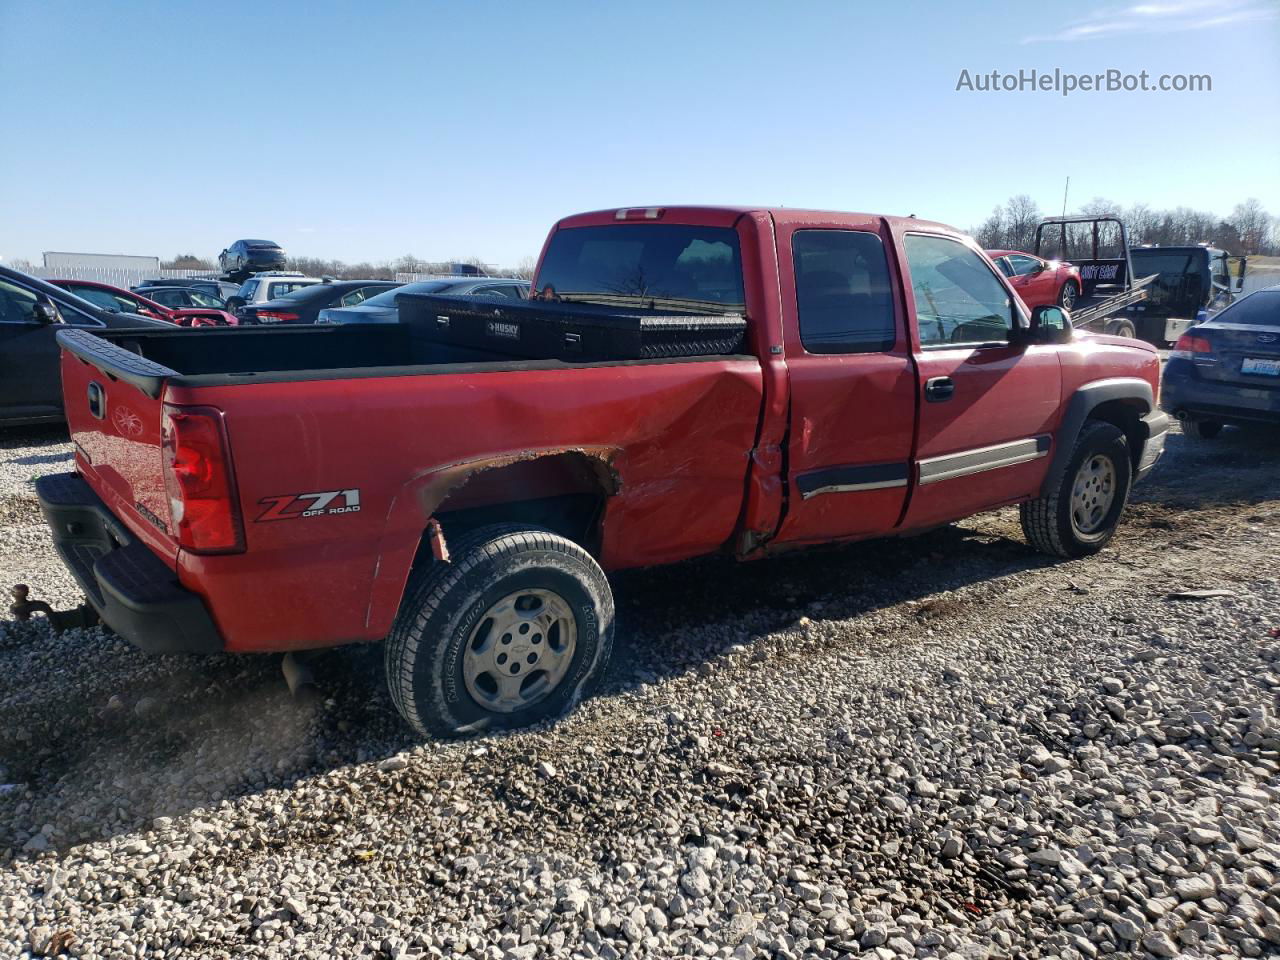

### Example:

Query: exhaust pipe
xmin=281 ymin=652 xmax=317 ymax=698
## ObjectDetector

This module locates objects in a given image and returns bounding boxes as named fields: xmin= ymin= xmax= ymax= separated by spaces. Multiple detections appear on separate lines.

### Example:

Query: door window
xmin=0 ymin=279 xmax=38 ymax=323
xmin=1007 ymin=254 xmax=1042 ymax=276
xmin=993 ymin=257 xmax=1015 ymax=278
xmin=904 ymin=234 xmax=1015 ymax=348
xmin=340 ymin=285 xmax=389 ymax=307
xmin=792 ymin=230 xmax=896 ymax=354
xmin=146 ymin=288 xmax=188 ymax=307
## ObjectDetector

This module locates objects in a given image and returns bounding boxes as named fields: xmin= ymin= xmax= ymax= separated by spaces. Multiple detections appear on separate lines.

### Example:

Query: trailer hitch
xmin=8 ymin=584 xmax=101 ymax=633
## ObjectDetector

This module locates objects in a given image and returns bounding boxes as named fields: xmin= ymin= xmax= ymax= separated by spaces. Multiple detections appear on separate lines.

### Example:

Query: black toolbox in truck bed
xmin=397 ymin=293 xmax=747 ymax=362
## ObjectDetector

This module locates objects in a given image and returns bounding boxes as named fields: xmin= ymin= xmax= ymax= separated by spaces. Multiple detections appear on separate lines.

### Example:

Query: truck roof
xmin=554 ymin=206 xmax=959 ymax=235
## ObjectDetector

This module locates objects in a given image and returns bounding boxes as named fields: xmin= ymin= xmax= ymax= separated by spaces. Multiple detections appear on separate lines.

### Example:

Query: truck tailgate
xmin=57 ymin=328 xmax=179 ymax=566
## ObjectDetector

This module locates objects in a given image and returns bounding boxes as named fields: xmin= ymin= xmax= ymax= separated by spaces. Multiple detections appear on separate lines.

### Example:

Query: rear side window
xmin=793 ymin=230 xmax=896 ymax=354
xmin=268 ymin=281 xmax=316 ymax=298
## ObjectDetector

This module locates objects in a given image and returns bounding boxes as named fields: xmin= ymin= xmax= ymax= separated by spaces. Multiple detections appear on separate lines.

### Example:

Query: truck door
xmin=772 ymin=218 xmax=918 ymax=545
xmin=896 ymin=232 xmax=1062 ymax=531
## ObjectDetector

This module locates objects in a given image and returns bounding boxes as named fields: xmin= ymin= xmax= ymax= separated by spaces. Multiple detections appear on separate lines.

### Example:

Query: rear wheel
xmin=384 ymin=525 xmax=614 ymax=738
xmin=1104 ymin=318 xmax=1137 ymax=338
xmin=1058 ymin=281 xmax=1079 ymax=310
xmin=1182 ymin=419 xmax=1223 ymax=440
xmin=1021 ymin=420 xmax=1132 ymax=558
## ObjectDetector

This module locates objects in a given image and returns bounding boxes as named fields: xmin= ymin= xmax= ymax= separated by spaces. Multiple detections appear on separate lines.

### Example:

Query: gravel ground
xmin=1 ymin=422 xmax=1277 ymax=960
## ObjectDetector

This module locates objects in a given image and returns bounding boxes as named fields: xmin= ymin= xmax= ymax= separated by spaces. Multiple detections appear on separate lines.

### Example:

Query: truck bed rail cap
xmin=55 ymin=328 xmax=177 ymax=399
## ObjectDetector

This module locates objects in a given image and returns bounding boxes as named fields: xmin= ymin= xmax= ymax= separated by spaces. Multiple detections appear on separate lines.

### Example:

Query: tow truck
xmin=1034 ymin=215 xmax=1157 ymax=342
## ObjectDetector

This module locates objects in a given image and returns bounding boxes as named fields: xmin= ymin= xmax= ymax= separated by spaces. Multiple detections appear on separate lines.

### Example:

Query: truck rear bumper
xmin=1161 ymin=368 xmax=1280 ymax=425
xmin=35 ymin=473 xmax=224 ymax=655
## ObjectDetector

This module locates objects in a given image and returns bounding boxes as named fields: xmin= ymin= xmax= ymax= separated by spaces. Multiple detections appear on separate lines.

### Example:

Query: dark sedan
xmin=219 ymin=239 xmax=287 ymax=278
xmin=0 ymin=265 xmax=171 ymax=426
xmin=238 ymin=279 xmax=401 ymax=325
xmin=132 ymin=278 xmax=242 ymax=301
xmin=316 ymin=277 xmax=528 ymax=324
xmin=1162 ymin=286 xmax=1280 ymax=439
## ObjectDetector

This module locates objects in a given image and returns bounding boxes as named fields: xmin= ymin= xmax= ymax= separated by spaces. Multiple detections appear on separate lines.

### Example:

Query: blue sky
xmin=1 ymin=0 xmax=1276 ymax=267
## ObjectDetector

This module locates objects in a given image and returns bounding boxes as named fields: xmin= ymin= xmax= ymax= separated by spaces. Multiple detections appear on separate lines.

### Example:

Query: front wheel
xmin=1021 ymin=421 xmax=1132 ymax=559
xmin=384 ymin=525 xmax=614 ymax=738
xmin=1058 ymin=281 xmax=1078 ymax=310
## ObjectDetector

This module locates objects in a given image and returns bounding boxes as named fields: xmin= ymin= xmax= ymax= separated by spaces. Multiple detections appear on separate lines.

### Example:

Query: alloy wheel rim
xmin=462 ymin=588 xmax=577 ymax=713
xmin=1070 ymin=454 xmax=1116 ymax=536
xmin=1062 ymin=285 xmax=1075 ymax=309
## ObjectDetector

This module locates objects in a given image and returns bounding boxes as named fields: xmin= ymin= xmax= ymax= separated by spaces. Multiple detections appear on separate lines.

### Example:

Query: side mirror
xmin=1029 ymin=261 xmax=1046 ymax=275
xmin=1024 ymin=305 xmax=1074 ymax=344
xmin=32 ymin=300 xmax=58 ymax=324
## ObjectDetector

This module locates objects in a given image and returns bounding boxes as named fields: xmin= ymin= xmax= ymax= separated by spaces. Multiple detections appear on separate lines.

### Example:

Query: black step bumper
xmin=34 ymin=473 xmax=224 ymax=654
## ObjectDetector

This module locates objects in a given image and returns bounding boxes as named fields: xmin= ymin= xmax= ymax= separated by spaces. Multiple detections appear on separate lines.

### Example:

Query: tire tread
xmin=384 ymin=524 xmax=612 ymax=738
xmin=1021 ymin=420 xmax=1130 ymax=559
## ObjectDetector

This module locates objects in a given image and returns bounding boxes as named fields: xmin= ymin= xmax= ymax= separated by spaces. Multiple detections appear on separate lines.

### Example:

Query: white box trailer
xmin=43 ymin=251 xmax=160 ymax=272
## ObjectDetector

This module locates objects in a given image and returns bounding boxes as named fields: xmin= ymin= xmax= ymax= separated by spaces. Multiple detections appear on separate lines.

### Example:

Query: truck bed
xmin=59 ymin=324 xmax=542 ymax=394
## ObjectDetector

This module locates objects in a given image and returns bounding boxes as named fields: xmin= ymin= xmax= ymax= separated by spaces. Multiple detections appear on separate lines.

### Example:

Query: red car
xmin=47 ymin=279 xmax=238 ymax=327
xmin=38 ymin=205 xmax=1166 ymax=738
xmin=986 ymin=250 xmax=1082 ymax=311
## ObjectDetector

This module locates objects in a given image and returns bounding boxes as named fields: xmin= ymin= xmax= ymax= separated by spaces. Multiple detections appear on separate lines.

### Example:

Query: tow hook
xmin=8 ymin=584 xmax=101 ymax=633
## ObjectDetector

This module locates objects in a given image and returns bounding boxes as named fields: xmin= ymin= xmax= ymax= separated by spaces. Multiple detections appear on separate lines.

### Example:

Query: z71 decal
xmin=255 ymin=489 xmax=361 ymax=522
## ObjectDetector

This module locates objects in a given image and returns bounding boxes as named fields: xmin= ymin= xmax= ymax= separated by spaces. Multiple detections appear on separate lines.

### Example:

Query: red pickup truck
xmin=36 ymin=206 xmax=1168 ymax=737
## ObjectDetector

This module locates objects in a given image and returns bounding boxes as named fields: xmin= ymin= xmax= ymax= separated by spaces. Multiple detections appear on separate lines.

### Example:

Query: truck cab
xmin=1125 ymin=245 xmax=1247 ymax=341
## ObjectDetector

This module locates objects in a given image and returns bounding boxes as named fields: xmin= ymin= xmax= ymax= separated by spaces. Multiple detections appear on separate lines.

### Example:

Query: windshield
xmin=1130 ymin=249 xmax=1208 ymax=310
xmin=1213 ymin=290 xmax=1279 ymax=326
xmin=362 ymin=280 xmax=448 ymax=307
xmin=535 ymin=224 xmax=745 ymax=314
xmin=1130 ymin=249 xmax=1208 ymax=280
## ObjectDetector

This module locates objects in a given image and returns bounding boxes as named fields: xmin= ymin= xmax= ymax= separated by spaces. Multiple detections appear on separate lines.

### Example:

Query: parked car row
xmin=48 ymin=279 xmax=237 ymax=327
xmin=317 ymin=276 xmax=528 ymax=324
xmin=0 ymin=259 xmax=532 ymax=426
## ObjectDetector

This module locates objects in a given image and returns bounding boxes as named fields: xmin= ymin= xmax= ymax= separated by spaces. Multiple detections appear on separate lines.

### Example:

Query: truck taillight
xmin=1170 ymin=333 xmax=1213 ymax=359
xmin=162 ymin=405 xmax=244 ymax=554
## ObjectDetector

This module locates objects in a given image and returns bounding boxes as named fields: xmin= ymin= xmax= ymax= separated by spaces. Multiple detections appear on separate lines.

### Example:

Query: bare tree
xmin=1004 ymin=195 xmax=1043 ymax=252
xmin=973 ymin=206 xmax=1006 ymax=249
xmin=1230 ymin=198 xmax=1271 ymax=256
xmin=1079 ymin=197 xmax=1119 ymax=217
xmin=163 ymin=254 xmax=215 ymax=270
xmin=1124 ymin=203 xmax=1156 ymax=246
xmin=512 ymin=256 xmax=538 ymax=280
